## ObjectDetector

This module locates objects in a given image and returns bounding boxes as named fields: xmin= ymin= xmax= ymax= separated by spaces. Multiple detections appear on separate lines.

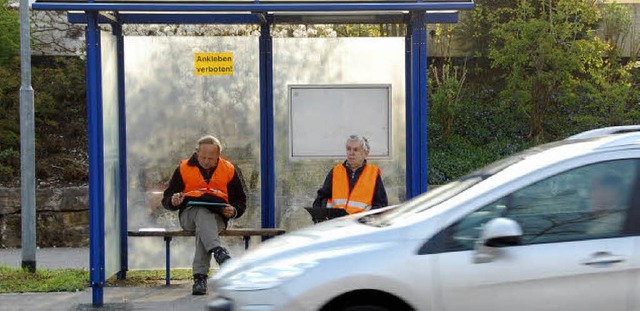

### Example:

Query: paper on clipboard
xmin=186 ymin=201 xmax=227 ymax=214
xmin=138 ymin=227 xmax=167 ymax=232
xmin=186 ymin=201 xmax=227 ymax=207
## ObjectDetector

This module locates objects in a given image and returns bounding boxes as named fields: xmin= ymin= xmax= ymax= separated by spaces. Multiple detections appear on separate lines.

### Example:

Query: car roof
xmin=478 ymin=130 xmax=640 ymax=181
xmin=565 ymin=125 xmax=640 ymax=140
xmin=564 ymin=129 xmax=640 ymax=152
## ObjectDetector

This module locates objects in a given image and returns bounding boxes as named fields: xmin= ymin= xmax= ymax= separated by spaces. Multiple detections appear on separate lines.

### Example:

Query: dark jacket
xmin=162 ymin=153 xmax=247 ymax=225
xmin=313 ymin=160 xmax=388 ymax=209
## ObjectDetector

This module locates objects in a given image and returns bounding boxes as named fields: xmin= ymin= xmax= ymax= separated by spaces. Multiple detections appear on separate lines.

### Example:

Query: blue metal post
xmin=86 ymin=11 xmax=106 ymax=306
xmin=164 ymin=236 xmax=171 ymax=285
xmin=406 ymin=11 xmax=429 ymax=198
xmin=114 ymin=18 xmax=129 ymax=281
xmin=405 ymin=21 xmax=413 ymax=199
xmin=259 ymin=21 xmax=275 ymax=229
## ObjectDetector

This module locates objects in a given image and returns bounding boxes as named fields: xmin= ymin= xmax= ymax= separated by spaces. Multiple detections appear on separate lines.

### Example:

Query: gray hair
xmin=196 ymin=135 xmax=222 ymax=153
xmin=347 ymin=134 xmax=370 ymax=152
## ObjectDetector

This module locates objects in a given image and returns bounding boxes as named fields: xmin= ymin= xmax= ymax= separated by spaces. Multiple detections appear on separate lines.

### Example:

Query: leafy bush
xmin=0 ymin=61 xmax=19 ymax=183
xmin=428 ymin=134 xmax=532 ymax=184
xmin=0 ymin=56 xmax=87 ymax=185
xmin=0 ymin=0 xmax=19 ymax=65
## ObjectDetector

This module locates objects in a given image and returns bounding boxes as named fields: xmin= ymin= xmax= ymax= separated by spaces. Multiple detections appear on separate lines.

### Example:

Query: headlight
xmin=221 ymin=260 xmax=318 ymax=291
xmin=217 ymin=243 xmax=390 ymax=291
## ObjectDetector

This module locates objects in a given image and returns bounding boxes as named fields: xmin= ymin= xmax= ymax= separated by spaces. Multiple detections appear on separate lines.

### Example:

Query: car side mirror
xmin=473 ymin=217 xmax=523 ymax=264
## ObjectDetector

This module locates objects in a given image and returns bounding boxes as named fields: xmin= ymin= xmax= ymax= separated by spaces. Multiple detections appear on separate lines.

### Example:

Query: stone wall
xmin=0 ymin=185 xmax=315 ymax=250
xmin=0 ymin=187 xmax=89 ymax=248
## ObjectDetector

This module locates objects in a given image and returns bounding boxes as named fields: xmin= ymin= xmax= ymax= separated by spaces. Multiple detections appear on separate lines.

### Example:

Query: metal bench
xmin=127 ymin=228 xmax=286 ymax=285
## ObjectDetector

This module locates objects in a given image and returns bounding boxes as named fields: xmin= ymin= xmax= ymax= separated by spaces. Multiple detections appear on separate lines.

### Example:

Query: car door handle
xmin=582 ymin=252 xmax=625 ymax=266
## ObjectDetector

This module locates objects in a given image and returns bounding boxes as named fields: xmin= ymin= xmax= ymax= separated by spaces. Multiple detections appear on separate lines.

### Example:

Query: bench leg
xmin=164 ymin=236 xmax=172 ymax=286
xmin=243 ymin=236 xmax=250 ymax=250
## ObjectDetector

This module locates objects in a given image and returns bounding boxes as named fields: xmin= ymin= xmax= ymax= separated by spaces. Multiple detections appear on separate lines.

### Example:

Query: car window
xmin=377 ymin=140 xmax=577 ymax=224
xmin=432 ymin=159 xmax=639 ymax=252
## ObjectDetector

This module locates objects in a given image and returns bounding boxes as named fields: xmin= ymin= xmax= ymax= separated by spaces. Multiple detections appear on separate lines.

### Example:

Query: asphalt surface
xmin=0 ymin=248 xmax=215 ymax=311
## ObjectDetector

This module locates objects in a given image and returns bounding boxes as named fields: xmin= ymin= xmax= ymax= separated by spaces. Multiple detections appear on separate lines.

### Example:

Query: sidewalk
xmin=0 ymin=247 xmax=89 ymax=270
xmin=0 ymin=248 xmax=214 ymax=311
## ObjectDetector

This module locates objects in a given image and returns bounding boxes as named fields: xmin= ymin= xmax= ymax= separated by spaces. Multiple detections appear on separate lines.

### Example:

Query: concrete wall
xmin=0 ymin=186 xmax=89 ymax=248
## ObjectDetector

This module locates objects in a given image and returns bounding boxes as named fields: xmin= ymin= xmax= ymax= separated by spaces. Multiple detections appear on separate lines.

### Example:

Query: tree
xmin=599 ymin=1 xmax=632 ymax=59
xmin=428 ymin=24 xmax=467 ymax=142
xmin=31 ymin=10 xmax=85 ymax=56
xmin=0 ymin=0 xmax=19 ymax=64
xmin=0 ymin=0 xmax=19 ymax=182
xmin=488 ymin=0 xmax=636 ymax=142
xmin=0 ymin=2 xmax=88 ymax=184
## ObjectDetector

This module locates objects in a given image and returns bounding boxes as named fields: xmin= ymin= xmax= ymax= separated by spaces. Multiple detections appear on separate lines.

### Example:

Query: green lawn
xmin=0 ymin=265 xmax=88 ymax=293
xmin=0 ymin=265 xmax=201 ymax=293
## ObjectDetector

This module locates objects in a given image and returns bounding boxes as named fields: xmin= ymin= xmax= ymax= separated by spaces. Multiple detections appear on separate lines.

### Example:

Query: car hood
xmin=212 ymin=214 xmax=404 ymax=282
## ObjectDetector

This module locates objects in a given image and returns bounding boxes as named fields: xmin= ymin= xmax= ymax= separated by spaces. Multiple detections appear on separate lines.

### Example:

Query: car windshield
xmin=361 ymin=140 xmax=575 ymax=227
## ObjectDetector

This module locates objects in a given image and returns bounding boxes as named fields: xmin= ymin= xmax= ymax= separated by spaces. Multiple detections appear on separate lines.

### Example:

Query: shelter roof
xmin=32 ymin=0 xmax=475 ymax=14
xmin=33 ymin=0 xmax=474 ymax=24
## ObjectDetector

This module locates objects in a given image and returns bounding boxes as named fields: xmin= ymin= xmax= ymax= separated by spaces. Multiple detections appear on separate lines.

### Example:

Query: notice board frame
xmin=288 ymin=84 xmax=392 ymax=159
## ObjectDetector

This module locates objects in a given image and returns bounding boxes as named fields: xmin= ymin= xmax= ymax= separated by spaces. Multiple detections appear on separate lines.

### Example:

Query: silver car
xmin=209 ymin=127 xmax=640 ymax=311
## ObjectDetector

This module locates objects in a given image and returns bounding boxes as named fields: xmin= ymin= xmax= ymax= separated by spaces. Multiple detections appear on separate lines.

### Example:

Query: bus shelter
xmin=31 ymin=0 xmax=473 ymax=306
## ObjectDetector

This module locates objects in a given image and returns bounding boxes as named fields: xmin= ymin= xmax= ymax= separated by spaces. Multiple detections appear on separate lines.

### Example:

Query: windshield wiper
xmin=458 ymin=173 xmax=491 ymax=181
xmin=358 ymin=214 xmax=388 ymax=227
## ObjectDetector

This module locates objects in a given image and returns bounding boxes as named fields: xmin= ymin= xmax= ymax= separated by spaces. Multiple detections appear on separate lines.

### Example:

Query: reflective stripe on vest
xmin=179 ymin=158 xmax=235 ymax=203
xmin=328 ymin=163 xmax=379 ymax=214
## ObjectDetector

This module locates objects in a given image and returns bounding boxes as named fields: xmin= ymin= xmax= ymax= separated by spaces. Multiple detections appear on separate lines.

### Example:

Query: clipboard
xmin=187 ymin=200 xmax=227 ymax=213
xmin=304 ymin=207 xmax=348 ymax=223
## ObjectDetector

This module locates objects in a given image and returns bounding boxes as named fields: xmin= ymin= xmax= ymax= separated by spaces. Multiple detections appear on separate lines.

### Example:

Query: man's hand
xmin=171 ymin=192 xmax=185 ymax=207
xmin=222 ymin=205 xmax=236 ymax=218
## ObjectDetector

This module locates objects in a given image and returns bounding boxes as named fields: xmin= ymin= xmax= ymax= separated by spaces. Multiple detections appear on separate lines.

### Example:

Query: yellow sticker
xmin=194 ymin=52 xmax=233 ymax=76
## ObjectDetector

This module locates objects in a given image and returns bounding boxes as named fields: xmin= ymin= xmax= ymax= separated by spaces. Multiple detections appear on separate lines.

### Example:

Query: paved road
xmin=0 ymin=248 xmax=214 ymax=311
xmin=0 ymin=281 xmax=214 ymax=311
xmin=0 ymin=247 xmax=89 ymax=270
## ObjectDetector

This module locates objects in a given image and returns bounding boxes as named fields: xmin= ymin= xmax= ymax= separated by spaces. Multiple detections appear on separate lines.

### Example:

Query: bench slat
xmin=126 ymin=227 xmax=286 ymax=286
xmin=127 ymin=228 xmax=286 ymax=237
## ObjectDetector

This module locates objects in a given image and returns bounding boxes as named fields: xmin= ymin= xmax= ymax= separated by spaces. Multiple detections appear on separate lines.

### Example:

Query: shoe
xmin=192 ymin=274 xmax=208 ymax=295
xmin=212 ymin=246 xmax=231 ymax=266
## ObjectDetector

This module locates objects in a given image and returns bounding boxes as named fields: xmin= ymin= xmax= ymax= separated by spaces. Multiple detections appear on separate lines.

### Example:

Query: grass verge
xmin=106 ymin=269 xmax=194 ymax=287
xmin=0 ymin=265 xmax=88 ymax=293
xmin=0 ymin=265 xmax=203 ymax=292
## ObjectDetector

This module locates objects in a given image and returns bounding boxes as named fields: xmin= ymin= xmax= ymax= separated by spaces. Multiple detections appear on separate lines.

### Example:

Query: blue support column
xmin=259 ymin=22 xmax=275 ymax=229
xmin=86 ymin=11 xmax=106 ymax=306
xmin=405 ymin=22 xmax=413 ymax=200
xmin=114 ymin=19 xmax=129 ymax=281
xmin=164 ymin=236 xmax=172 ymax=285
xmin=406 ymin=11 xmax=429 ymax=199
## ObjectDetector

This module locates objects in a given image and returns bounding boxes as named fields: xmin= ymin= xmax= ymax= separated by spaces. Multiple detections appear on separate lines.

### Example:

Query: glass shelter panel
xmin=101 ymin=30 xmax=122 ymax=278
xmin=273 ymin=37 xmax=406 ymax=231
xmin=124 ymin=36 xmax=261 ymax=269
xmin=123 ymin=36 xmax=406 ymax=270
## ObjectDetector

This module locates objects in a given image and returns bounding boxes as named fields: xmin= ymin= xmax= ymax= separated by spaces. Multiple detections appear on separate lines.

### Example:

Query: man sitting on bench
xmin=162 ymin=135 xmax=247 ymax=295
xmin=312 ymin=135 xmax=388 ymax=217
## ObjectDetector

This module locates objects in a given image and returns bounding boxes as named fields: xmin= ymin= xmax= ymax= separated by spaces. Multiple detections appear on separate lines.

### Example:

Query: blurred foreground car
xmin=209 ymin=127 xmax=640 ymax=311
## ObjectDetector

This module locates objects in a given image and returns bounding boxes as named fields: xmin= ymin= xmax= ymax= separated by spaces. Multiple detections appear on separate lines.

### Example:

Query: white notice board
xmin=289 ymin=84 xmax=391 ymax=159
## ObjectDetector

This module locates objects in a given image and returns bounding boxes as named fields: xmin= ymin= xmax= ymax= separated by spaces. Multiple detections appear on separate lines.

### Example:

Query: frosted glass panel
xmin=101 ymin=30 xmax=121 ymax=278
xmin=124 ymin=36 xmax=261 ymax=269
xmin=123 ymin=36 xmax=406 ymax=270
xmin=273 ymin=37 xmax=406 ymax=230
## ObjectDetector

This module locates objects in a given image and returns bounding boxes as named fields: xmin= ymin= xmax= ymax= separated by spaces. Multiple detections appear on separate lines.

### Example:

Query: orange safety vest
xmin=179 ymin=157 xmax=235 ymax=203
xmin=328 ymin=163 xmax=380 ymax=214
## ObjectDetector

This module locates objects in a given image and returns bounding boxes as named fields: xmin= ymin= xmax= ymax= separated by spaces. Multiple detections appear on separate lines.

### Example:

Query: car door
xmin=424 ymin=158 xmax=640 ymax=311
